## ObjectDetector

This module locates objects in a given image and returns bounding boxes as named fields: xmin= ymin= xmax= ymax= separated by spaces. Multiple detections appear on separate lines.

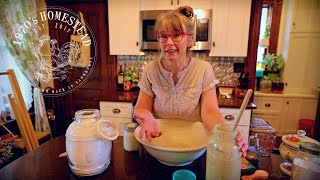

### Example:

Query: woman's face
xmin=158 ymin=27 xmax=193 ymax=61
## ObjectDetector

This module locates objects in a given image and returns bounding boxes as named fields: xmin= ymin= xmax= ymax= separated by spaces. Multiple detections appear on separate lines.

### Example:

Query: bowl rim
xmin=134 ymin=122 xmax=209 ymax=152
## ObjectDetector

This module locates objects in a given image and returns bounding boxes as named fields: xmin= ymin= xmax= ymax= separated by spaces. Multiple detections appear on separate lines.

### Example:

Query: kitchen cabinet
xmin=279 ymin=0 xmax=320 ymax=94
xmin=252 ymin=96 xmax=283 ymax=134
xmin=220 ymin=108 xmax=251 ymax=143
xmin=209 ymin=0 xmax=251 ymax=57
xmin=100 ymin=101 xmax=133 ymax=136
xmin=282 ymin=33 xmax=320 ymax=94
xmin=253 ymin=92 xmax=318 ymax=136
xmin=281 ymin=97 xmax=318 ymax=134
xmin=290 ymin=0 xmax=320 ymax=33
xmin=140 ymin=0 xmax=212 ymax=10
xmin=108 ymin=0 xmax=141 ymax=55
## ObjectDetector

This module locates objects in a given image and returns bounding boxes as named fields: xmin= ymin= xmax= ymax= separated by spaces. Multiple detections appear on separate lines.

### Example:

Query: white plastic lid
xmin=97 ymin=120 xmax=119 ymax=141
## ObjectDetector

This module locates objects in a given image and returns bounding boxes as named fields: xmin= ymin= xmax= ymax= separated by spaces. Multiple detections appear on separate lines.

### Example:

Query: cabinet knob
xmin=224 ymin=115 xmax=235 ymax=121
xmin=212 ymin=42 xmax=215 ymax=47
xmin=265 ymin=103 xmax=271 ymax=107
xmin=112 ymin=108 xmax=121 ymax=114
xmin=287 ymin=101 xmax=289 ymax=104
xmin=171 ymin=0 xmax=173 ymax=5
xmin=136 ymin=41 xmax=139 ymax=46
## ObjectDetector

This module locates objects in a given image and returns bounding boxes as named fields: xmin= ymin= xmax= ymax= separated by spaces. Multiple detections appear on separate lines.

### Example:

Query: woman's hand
xmin=133 ymin=113 xmax=162 ymax=142
xmin=236 ymin=131 xmax=248 ymax=157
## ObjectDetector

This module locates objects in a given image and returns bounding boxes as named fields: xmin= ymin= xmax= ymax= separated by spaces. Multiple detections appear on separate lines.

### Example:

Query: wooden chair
xmin=0 ymin=69 xmax=43 ymax=152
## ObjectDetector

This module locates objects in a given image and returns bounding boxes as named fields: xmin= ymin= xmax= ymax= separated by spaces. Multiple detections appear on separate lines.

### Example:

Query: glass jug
xmin=206 ymin=124 xmax=241 ymax=180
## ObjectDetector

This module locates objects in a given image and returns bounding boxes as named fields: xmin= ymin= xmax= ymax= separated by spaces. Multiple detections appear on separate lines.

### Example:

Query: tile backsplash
xmin=117 ymin=52 xmax=245 ymax=87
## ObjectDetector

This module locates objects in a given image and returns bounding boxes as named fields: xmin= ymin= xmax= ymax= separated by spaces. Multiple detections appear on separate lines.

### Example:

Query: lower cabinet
xmin=100 ymin=101 xmax=133 ymax=136
xmin=281 ymin=97 xmax=318 ymax=134
xmin=220 ymin=108 xmax=251 ymax=143
xmin=253 ymin=93 xmax=318 ymax=136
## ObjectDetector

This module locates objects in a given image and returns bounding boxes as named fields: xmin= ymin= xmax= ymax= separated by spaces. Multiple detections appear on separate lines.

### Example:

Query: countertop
xmin=254 ymin=91 xmax=319 ymax=98
xmin=0 ymin=136 xmax=289 ymax=179
xmin=99 ymin=90 xmax=256 ymax=109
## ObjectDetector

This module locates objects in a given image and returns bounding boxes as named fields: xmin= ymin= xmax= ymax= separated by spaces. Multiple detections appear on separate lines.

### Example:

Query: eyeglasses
xmin=156 ymin=32 xmax=192 ymax=43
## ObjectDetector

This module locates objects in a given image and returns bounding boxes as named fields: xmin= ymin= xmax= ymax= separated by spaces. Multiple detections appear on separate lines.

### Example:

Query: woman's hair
xmin=154 ymin=6 xmax=194 ymax=34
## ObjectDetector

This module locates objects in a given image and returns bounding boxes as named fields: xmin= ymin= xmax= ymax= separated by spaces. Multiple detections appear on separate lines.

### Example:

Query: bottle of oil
xmin=117 ymin=65 xmax=124 ymax=90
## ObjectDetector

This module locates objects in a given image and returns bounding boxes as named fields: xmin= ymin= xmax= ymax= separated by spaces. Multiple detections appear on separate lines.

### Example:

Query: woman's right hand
xmin=133 ymin=113 xmax=162 ymax=142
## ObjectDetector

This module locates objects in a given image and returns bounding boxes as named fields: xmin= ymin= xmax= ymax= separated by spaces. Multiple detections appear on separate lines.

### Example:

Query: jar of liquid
xmin=206 ymin=124 xmax=241 ymax=180
xmin=123 ymin=122 xmax=139 ymax=151
xmin=260 ymin=76 xmax=272 ymax=93
xmin=291 ymin=142 xmax=320 ymax=180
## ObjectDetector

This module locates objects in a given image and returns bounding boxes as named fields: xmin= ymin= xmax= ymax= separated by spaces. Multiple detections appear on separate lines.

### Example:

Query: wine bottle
xmin=117 ymin=65 xmax=124 ymax=89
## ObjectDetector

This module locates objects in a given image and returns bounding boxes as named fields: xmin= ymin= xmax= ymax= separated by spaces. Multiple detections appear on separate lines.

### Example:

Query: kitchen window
xmin=0 ymin=28 xmax=33 ymax=122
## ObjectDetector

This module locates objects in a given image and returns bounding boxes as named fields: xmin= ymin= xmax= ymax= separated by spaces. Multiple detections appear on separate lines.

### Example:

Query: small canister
xmin=123 ymin=122 xmax=139 ymax=151
xmin=260 ymin=76 xmax=272 ymax=93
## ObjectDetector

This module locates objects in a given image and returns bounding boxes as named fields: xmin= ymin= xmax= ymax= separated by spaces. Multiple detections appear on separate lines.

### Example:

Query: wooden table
xmin=0 ymin=136 xmax=290 ymax=180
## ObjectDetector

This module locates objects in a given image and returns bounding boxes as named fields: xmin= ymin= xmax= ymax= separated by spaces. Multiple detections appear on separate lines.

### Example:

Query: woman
xmin=133 ymin=6 xmax=248 ymax=156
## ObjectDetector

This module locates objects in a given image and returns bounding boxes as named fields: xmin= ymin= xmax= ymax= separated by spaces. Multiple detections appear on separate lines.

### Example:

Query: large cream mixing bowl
xmin=134 ymin=119 xmax=211 ymax=166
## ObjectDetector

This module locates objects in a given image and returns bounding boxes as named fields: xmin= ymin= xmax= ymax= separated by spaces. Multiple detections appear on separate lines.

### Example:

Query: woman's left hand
xmin=236 ymin=131 xmax=248 ymax=157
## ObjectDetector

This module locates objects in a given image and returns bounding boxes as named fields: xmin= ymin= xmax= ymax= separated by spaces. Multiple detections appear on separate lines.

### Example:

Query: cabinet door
xmin=179 ymin=0 xmax=212 ymax=9
xmin=283 ymin=34 xmax=320 ymax=94
xmin=282 ymin=98 xmax=302 ymax=134
xmin=109 ymin=0 xmax=141 ymax=55
xmin=140 ymin=0 xmax=175 ymax=10
xmin=210 ymin=0 xmax=251 ymax=57
xmin=291 ymin=0 xmax=320 ymax=33
xmin=252 ymin=113 xmax=282 ymax=135
xmin=220 ymin=108 xmax=251 ymax=126
xmin=141 ymin=0 xmax=212 ymax=10
xmin=300 ymin=98 xmax=318 ymax=119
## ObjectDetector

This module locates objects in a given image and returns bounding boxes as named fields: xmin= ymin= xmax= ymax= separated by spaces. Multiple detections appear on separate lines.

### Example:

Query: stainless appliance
xmin=140 ymin=9 xmax=212 ymax=51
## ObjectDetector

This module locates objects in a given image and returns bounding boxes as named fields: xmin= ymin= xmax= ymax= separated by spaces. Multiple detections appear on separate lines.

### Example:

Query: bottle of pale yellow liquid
xmin=206 ymin=124 xmax=241 ymax=180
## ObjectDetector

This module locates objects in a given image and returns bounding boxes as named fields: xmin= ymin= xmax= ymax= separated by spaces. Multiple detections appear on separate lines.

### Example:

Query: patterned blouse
xmin=138 ymin=57 xmax=219 ymax=121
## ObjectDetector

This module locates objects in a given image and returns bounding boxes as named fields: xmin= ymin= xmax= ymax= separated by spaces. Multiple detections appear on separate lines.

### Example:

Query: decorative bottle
xmin=117 ymin=64 xmax=124 ymax=90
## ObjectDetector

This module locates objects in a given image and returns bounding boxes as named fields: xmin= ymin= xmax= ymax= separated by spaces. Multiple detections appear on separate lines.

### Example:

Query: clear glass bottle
xmin=291 ymin=142 xmax=320 ymax=180
xmin=123 ymin=122 xmax=139 ymax=151
xmin=260 ymin=76 xmax=272 ymax=93
xmin=206 ymin=124 xmax=241 ymax=180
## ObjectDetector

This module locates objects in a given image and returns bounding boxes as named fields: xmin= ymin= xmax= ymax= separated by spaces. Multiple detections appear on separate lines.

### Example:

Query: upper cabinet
xmin=278 ymin=0 xmax=320 ymax=94
xmin=108 ymin=0 xmax=251 ymax=56
xmin=209 ymin=0 xmax=251 ymax=57
xmin=108 ymin=0 xmax=141 ymax=55
xmin=291 ymin=0 xmax=320 ymax=33
xmin=140 ymin=0 xmax=212 ymax=10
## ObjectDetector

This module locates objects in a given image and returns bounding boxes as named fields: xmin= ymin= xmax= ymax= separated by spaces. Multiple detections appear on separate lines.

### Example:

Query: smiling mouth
xmin=166 ymin=49 xmax=177 ymax=53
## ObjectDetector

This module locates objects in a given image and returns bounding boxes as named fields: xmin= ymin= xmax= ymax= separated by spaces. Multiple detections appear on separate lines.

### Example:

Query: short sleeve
xmin=202 ymin=62 xmax=219 ymax=94
xmin=138 ymin=64 xmax=155 ymax=97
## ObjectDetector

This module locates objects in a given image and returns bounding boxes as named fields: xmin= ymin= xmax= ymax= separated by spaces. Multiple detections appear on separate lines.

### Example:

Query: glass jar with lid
xmin=260 ymin=76 xmax=272 ymax=93
xmin=291 ymin=142 xmax=320 ymax=180
xmin=206 ymin=124 xmax=241 ymax=180
xmin=66 ymin=109 xmax=118 ymax=176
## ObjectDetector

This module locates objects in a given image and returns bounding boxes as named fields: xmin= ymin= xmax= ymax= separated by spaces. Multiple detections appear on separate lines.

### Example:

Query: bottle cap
xmin=172 ymin=169 xmax=196 ymax=180
xmin=124 ymin=122 xmax=138 ymax=132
